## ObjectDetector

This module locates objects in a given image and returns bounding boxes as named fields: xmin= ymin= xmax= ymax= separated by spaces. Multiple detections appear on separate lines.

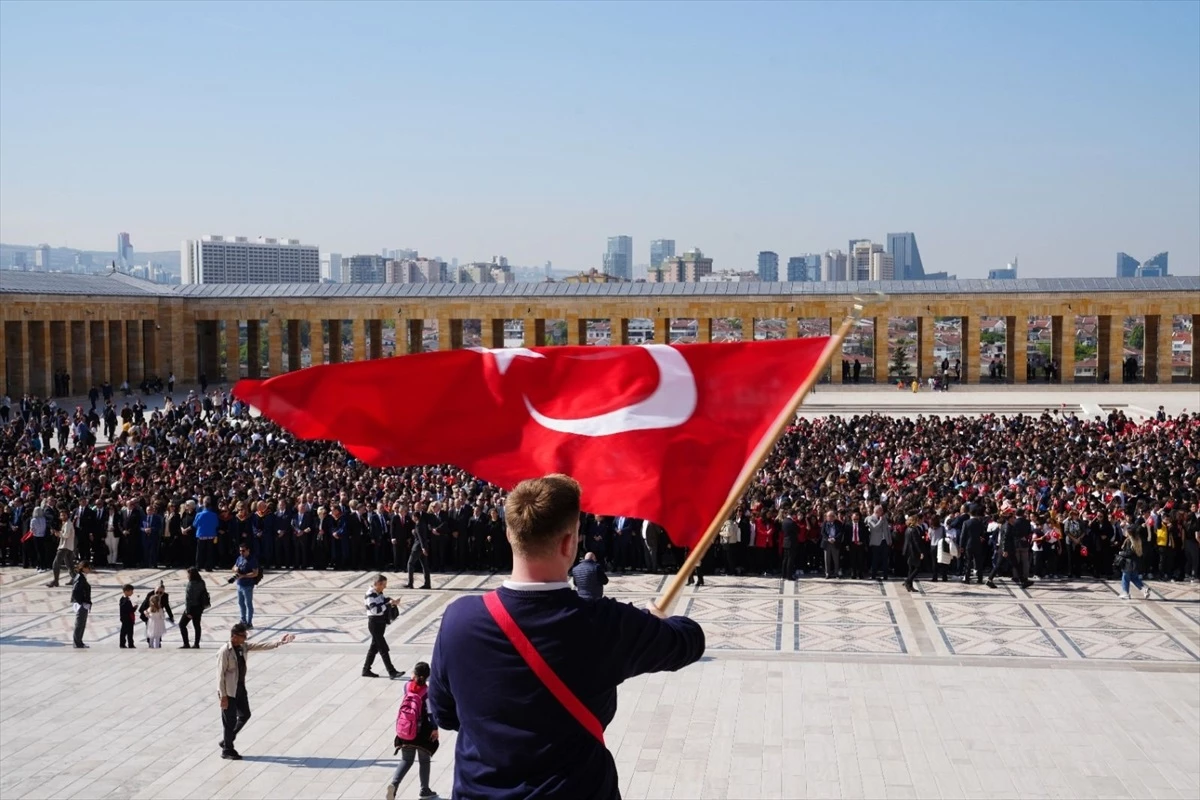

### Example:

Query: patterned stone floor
xmin=2 ymin=567 xmax=1198 ymax=799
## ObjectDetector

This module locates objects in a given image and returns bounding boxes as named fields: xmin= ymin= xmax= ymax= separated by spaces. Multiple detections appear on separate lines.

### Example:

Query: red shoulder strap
xmin=482 ymin=590 xmax=605 ymax=745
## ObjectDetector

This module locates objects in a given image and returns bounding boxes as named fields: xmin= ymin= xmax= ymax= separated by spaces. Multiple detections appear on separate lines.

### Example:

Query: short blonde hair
xmin=504 ymin=474 xmax=582 ymax=557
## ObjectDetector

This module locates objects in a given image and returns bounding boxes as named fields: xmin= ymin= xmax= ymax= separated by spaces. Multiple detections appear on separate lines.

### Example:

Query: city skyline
xmin=1 ymin=2 xmax=1197 ymax=277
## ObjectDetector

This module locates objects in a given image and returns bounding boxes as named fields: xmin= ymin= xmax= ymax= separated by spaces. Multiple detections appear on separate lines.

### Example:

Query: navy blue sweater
xmin=429 ymin=587 xmax=705 ymax=799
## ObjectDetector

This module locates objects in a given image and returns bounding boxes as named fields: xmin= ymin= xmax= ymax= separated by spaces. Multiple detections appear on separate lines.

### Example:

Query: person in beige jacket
xmin=217 ymin=622 xmax=295 ymax=760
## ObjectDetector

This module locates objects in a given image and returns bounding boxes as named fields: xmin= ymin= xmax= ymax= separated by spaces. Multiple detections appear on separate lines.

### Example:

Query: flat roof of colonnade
xmin=2 ymin=271 xmax=1199 ymax=299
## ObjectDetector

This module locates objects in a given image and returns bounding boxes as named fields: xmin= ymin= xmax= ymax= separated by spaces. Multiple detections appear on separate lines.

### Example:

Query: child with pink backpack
xmin=387 ymin=661 xmax=439 ymax=800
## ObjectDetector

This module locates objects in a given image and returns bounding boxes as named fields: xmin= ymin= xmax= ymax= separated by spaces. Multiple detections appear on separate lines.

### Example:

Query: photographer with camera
xmin=363 ymin=574 xmax=405 ymax=679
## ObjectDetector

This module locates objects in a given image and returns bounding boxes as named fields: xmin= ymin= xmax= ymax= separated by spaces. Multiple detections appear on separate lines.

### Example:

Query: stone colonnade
xmin=3 ymin=296 xmax=1198 ymax=396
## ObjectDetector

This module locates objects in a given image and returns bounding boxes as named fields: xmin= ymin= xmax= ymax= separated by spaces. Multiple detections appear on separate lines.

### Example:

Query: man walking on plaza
xmin=570 ymin=551 xmax=608 ymax=600
xmin=362 ymin=574 xmax=405 ymax=679
xmin=428 ymin=474 xmax=705 ymax=798
xmin=217 ymin=623 xmax=295 ymax=760
xmin=406 ymin=503 xmax=433 ymax=589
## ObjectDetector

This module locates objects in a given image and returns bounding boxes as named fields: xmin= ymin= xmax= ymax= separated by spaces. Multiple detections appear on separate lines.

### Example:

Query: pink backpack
xmin=394 ymin=680 xmax=427 ymax=741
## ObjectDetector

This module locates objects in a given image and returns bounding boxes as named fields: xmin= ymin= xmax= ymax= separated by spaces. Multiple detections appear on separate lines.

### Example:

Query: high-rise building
xmin=11 ymin=251 xmax=28 ymax=270
xmin=650 ymin=239 xmax=675 ymax=271
xmin=886 ymin=232 xmax=925 ymax=280
xmin=344 ymin=254 xmax=389 ymax=283
xmin=35 ymin=244 xmax=51 ymax=271
xmin=116 ymin=232 xmax=134 ymax=270
xmin=869 ymin=251 xmax=894 ymax=281
xmin=320 ymin=252 xmax=343 ymax=283
xmin=988 ymin=258 xmax=1018 ymax=280
xmin=787 ymin=254 xmax=821 ymax=282
xmin=1116 ymin=251 xmax=1169 ymax=278
xmin=651 ymin=248 xmax=713 ymax=282
xmin=848 ymin=238 xmax=869 ymax=255
xmin=821 ymin=250 xmax=848 ymax=282
xmin=180 ymin=235 xmax=320 ymax=284
xmin=603 ymin=236 xmax=634 ymax=280
xmin=1139 ymin=251 xmax=1168 ymax=277
xmin=1116 ymin=252 xmax=1140 ymax=278
xmin=850 ymin=241 xmax=884 ymax=281
xmin=757 ymin=251 xmax=779 ymax=281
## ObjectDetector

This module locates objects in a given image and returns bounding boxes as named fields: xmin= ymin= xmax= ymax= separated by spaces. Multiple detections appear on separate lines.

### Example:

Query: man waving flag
xmin=234 ymin=338 xmax=829 ymax=548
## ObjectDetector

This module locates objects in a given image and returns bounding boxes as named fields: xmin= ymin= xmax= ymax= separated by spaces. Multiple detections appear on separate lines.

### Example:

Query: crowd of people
xmin=1 ymin=386 xmax=1198 ymax=592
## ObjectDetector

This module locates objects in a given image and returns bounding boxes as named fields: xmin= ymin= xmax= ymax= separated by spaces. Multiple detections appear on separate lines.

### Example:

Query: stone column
xmin=123 ymin=320 xmax=143 ymax=385
xmin=368 ymin=320 xmax=383 ymax=359
xmin=6 ymin=321 xmax=29 ymax=396
xmin=267 ymin=318 xmax=283 ymax=377
xmin=0 ymin=322 xmax=7 ymax=397
xmin=1055 ymin=315 xmax=1075 ymax=384
xmin=223 ymin=320 xmax=240 ymax=382
xmin=785 ymin=318 xmax=798 ymax=339
xmin=703 ymin=319 xmax=715 ymax=343
xmin=180 ymin=310 xmax=197 ymax=383
xmin=286 ymin=320 xmax=301 ymax=371
xmin=142 ymin=320 xmax=159 ymax=380
xmin=407 ymin=319 xmax=424 ymax=354
xmin=438 ymin=317 xmax=463 ymax=351
xmin=1193 ymin=314 xmax=1200 ymax=383
xmin=1097 ymin=315 xmax=1120 ymax=384
xmin=1144 ymin=314 xmax=1172 ymax=384
xmin=69 ymin=321 xmax=88 ymax=393
xmin=961 ymin=316 xmax=978 ymax=384
xmin=566 ymin=315 xmax=583 ymax=346
xmin=1050 ymin=316 xmax=1064 ymax=383
xmin=486 ymin=319 xmax=505 ymax=349
xmin=918 ymin=316 xmax=935 ymax=379
xmin=873 ymin=316 xmax=889 ymax=383
xmin=1007 ymin=316 xmax=1027 ymax=383
xmin=29 ymin=321 xmax=51 ymax=397
xmin=352 ymin=318 xmax=367 ymax=360
xmin=741 ymin=317 xmax=754 ymax=342
xmin=49 ymin=321 xmax=68 ymax=396
xmin=522 ymin=317 xmax=545 ymax=347
xmin=109 ymin=320 xmax=127 ymax=387
xmin=327 ymin=320 xmax=343 ymax=363
xmin=648 ymin=317 xmax=667 ymax=345
xmin=245 ymin=320 xmax=261 ymax=379
xmin=89 ymin=321 xmax=106 ymax=387
xmin=309 ymin=319 xmax=325 ymax=366
xmin=197 ymin=321 xmax=219 ymax=382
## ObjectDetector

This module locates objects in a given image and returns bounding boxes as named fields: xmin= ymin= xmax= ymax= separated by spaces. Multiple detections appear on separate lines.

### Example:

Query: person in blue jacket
xmin=428 ymin=474 xmax=705 ymax=799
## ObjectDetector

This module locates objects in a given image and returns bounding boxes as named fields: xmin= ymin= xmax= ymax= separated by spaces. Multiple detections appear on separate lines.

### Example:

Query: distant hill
xmin=0 ymin=243 xmax=180 ymax=274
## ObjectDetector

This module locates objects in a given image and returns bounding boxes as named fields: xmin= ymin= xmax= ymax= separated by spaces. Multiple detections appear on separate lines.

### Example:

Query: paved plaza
xmin=1 ymin=565 xmax=1197 ymax=800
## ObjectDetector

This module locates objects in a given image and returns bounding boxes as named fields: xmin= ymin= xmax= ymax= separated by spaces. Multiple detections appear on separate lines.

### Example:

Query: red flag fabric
xmin=233 ymin=338 xmax=828 ymax=547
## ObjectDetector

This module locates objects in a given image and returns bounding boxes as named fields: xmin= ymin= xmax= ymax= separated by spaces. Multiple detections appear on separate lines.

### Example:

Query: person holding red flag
xmin=426 ymin=474 xmax=705 ymax=798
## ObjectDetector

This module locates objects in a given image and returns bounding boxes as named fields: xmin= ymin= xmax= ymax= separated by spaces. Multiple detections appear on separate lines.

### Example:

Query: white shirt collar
xmin=502 ymin=579 xmax=571 ymax=592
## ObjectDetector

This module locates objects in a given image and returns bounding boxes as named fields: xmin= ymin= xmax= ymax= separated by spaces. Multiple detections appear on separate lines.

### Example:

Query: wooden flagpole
xmin=653 ymin=297 xmax=875 ymax=615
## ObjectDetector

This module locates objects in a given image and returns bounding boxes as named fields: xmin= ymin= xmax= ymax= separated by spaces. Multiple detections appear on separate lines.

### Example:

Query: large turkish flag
xmin=233 ymin=338 xmax=828 ymax=547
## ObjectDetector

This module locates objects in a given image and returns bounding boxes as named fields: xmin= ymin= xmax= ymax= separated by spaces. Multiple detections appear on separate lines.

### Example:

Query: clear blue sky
xmin=1 ymin=0 xmax=1197 ymax=277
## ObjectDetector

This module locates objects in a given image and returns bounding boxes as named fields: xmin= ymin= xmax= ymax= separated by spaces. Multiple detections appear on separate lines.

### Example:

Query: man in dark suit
xmin=821 ymin=510 xmax=842 ymax=579
xmin=389 ymin=502 xmax=414 ymax=571
xmin=368 ymin=502 xmax=389 ymax=571
xmin=845 ymin=510 xmax=867 ymax=579
xmin=407 ymin=503 xmax=434 ymax=590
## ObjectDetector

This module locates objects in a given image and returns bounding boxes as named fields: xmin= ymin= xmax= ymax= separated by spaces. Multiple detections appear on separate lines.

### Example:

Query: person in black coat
xmin=903 ymin=515 xmax=924 ymax=592
xmin=960 ymin=506 xmax=987 ymax=584
xmin=570 ymin=552 xmax=609 ymax=600
xmin=180 ymin=568 xmax=211 ymax=649
xmin=70 ymin=562 xmax=93 ymax=648
xmin=407 ymin=502 xmax=434 ymax=589
xmin=780 ymin=508 xmax=800 ymax=581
